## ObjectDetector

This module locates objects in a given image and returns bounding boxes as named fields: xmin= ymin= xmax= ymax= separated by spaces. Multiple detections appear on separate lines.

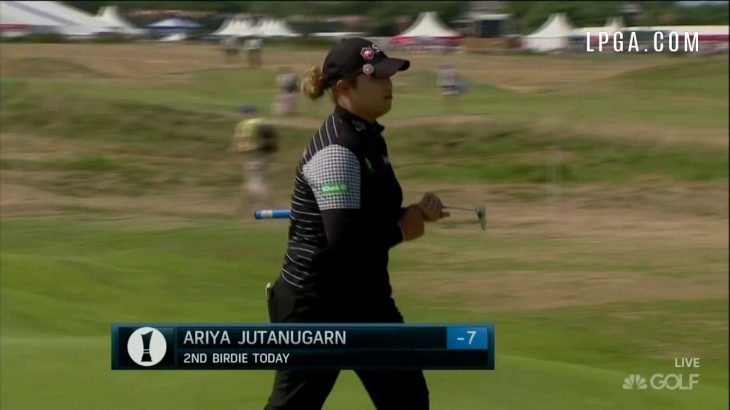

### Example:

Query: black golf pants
xmin=263 ymin=279 xmax=430 ymax=410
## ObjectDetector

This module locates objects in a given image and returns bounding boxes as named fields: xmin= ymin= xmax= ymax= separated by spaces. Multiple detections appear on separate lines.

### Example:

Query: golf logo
xmin=362 ymin=63 xmax=374 ymax=76
xmin=360 ymin=47 xmax=375 ymax=61
xmin=127 ymin=327 xmax=167 ymax=367
xmin=623 ymin=374 xmax=648 ymax=390
xmin=321 ymin=182 xmax=348 ymax=195
xmin=622 ymin=372 xmax=701 ymax=391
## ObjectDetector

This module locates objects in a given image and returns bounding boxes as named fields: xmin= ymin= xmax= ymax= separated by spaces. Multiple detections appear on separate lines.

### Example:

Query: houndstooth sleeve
xmin=302 ymin=145 xmax=361 ymax=210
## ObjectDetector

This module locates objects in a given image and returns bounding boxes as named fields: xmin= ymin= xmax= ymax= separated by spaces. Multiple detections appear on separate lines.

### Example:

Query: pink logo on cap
xmin=361 ymin=47 xmax=375 ymax=61
xmin=362 ymin=63 xmax=374 ymax=75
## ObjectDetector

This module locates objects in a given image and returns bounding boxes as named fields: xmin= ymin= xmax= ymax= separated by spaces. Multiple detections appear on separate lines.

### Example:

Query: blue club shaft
xmin=254 ymin=209 xmax=291 ymax=219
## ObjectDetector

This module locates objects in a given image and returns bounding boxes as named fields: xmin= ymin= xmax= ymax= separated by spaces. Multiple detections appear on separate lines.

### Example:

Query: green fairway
xmin=1 ymin=218 xmax=727 ymax=409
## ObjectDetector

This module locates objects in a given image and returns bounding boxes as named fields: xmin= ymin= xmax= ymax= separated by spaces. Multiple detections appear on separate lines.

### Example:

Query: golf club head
xmin=476 ymin=207 xmax=486 ymax=230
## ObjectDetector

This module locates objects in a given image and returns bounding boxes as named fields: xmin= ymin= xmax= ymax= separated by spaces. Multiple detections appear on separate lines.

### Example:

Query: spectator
xmin=229 ymin=105 xmax=279 ymax=215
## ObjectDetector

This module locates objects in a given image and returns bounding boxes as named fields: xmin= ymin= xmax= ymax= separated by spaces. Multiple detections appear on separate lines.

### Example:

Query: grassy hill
xmin=1 ymin=45 xmax=728 ymax=409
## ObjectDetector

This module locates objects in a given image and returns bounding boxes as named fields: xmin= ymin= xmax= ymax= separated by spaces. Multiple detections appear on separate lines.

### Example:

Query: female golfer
xmin=264 ymin=38 xmax=447 ymax=410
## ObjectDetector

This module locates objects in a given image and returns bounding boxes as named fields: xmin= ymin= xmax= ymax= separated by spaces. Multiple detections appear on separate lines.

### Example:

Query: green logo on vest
xmin=321 ymin=182 xmax=348 ymax=195
xmin=364 ymin=158 xmax=374 ymax=173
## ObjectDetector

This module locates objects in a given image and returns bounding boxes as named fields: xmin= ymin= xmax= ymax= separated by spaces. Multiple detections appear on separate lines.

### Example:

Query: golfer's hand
xmin=417 ymin=192 xmax=449 ymax=222
xmin=398 ymin=206 xmax=425 ymax=241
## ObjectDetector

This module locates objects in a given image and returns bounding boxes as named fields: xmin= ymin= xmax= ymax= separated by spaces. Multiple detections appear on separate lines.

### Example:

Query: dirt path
xmin=270 ymin=114 xmax=493 ymax=131
xmin=3 ymin=173 xmax=727 ymax=244
xmin=270 ymin=114 xmax=728 ymax=148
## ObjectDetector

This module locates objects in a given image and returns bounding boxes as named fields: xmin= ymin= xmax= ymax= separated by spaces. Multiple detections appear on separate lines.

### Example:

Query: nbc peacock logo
xmin=623 ymin=374 xmax=648 ymax=390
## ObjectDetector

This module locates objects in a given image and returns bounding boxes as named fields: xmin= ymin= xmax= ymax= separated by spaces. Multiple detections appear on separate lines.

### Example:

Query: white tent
xmin=271 ymin=19 xmax=300 ymax=37
xmin=58 ymin=24 xmax=99 ymax=40
xmin=392 ymin=11 xmax=462 ymax=45
xmin=95 ymin=5 xmax=144 ymax=36
xmin=211 ymin=17 xmax=234 ymax=36
xmin=228 ymin=19 xmax=244 ymax=36
xmin=233 ymin=19 xmax=256 ymax=37
xmin=147 ymin=18 xmax=200 ymax=31
xmin=252 ymin=18 xmax=299 ymax=38
xmin=252 ymin=18 xmax=270 ymax=37
xmin=211 ymin=17 xmax=256 ymax=37
xmin=570 ymin=17 xmax=623 ymax=37
xmin=523 ymin=13 xmax=574 ymax=52
xmin=0 ymin=0 xmax=111 ymax=37
xmin=310 ymin=31 xmax=367 ymax=40
xmin=607 ymin=17 xmax=624 ymax=33
xmin=18 ymin=1 xmax=111 ymax=32
xmin=158 ymin=32 xmax=186 ymax=42
xmin=0 ymin=0 xmax=65 ymax=35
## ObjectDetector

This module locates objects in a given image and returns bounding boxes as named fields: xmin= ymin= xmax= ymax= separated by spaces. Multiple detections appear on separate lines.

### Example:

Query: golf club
xmin=256 ymin=206 xmax=486 ymax=230
xmin=444 ymin=205 xmax=487 ymax=230
xmin=254 ymin=209 xmax=291 ymax=219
